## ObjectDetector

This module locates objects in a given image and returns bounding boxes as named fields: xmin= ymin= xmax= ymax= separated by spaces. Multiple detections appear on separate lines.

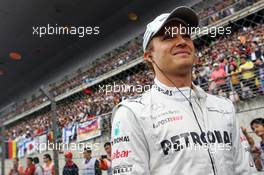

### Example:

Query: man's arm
xmin=240 ymin=62 xmax=254 ymax=71
xmin=252 ymin=147 xmax=263 ymax=170
xmin=51 ymin=164 xmax=55 ymax=175
xmin=74 ymin=164 xmax=79 ymax=175
xmin=94 ymin=160 xmax=102 ymax=175
xmin=241 ymin=126 xmax=255 ymax=147
xmin=62 ymin=166 xmax=66 ymax=175
xmin=211 ymin=73 xmax=215 ymax=81
xmin=111 ymin=105 xmax=150 ymax=175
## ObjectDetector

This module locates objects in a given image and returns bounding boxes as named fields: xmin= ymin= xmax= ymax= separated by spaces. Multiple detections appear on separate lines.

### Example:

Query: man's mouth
xmin=172 ymin=50 xmax=191 ymax=56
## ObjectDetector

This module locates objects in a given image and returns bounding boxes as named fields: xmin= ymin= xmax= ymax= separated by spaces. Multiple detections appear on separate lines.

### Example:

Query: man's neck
xmin=155 ymin=73 xmax=192 ymax=88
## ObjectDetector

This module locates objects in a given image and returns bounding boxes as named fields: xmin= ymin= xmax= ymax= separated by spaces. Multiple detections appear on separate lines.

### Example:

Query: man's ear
xmin=144 ymin=50 xmax=154 ymax=63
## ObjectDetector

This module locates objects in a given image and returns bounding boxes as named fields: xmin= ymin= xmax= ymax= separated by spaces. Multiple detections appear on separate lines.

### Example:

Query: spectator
xmin=33 ymin=157 xmax=44 ymax=175
xmin=250 ymin=118 xmax=264 ymax=171
xmin=255 ymin=58 xmax=264 ymax=94
xmin=211 ymin=62 xmax=227 ymax=94
xmin=24 ymin=157 xmax=35 ymax=175
xmin=8 ymin=158 xmax=23 ymax=175
xmin=229 ymin=64 xmax=242 ymax=99
xmin=239 ymin=55 xmax=257 ymax=95
xmin=63 ymin=152 xmax=79 ymax=175
xmin=81 ymin=147 xmax=101 ymax=175
xmin=43 ymin=154 xmax=54 ymax=175
xmin=99 ymin=142 xmax=112 ymax=175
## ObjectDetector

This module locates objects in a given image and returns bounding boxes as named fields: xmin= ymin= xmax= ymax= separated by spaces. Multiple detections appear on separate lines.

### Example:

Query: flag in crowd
xmin=62 ymin=123 xmax=77 ymax=144
xmin=77 ymin=118 xmax=101 ymax=142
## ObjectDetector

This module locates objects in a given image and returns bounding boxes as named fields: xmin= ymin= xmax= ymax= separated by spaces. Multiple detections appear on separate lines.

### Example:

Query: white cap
xmin=143 ymin=6 xmax=199 ymax=52
xmin=213 ymin=63 xmax=219 ymax=67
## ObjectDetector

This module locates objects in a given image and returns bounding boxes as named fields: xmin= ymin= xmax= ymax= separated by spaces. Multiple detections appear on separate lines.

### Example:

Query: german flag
xmin=7 ymin=140 xmax=16 ymax=159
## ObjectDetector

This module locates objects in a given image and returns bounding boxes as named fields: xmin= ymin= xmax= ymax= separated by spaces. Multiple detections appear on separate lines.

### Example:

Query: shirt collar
xmin=153 ymin=78 xmax=207 ymax=100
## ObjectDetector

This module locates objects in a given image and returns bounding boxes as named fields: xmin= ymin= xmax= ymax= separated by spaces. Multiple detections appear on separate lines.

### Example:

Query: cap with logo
xmin=143 ymin=6 xmax=199 ymax=52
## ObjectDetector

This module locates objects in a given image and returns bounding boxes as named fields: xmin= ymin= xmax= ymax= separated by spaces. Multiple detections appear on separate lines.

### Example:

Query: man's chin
xmin=172 ymin=58 xmax=193 ymax=67
xmin=171 ymin=65 xmax=193 ymax=75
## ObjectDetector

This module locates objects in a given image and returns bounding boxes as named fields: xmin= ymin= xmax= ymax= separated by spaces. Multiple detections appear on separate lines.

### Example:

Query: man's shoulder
xmin=239 ymin=64 xmax=245 ymax=68
xmin=206 ymin=93 xmax=234 ymax=111
xmin=119 ymin=91 xmax=150 ymax=108
xmin=121 ymin=94 xmax=144 ymax=105
xmin=91 ymin=157 xmax=98 ymax=163
xmin=112 ymin=91 xmax=151 ymax=117
xmin=73 ymin=163 xmax=79 ymax=168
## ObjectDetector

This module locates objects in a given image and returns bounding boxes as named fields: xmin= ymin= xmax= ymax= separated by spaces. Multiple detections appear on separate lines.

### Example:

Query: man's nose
xmin=175 ymin=35 xmax=187 ymax=47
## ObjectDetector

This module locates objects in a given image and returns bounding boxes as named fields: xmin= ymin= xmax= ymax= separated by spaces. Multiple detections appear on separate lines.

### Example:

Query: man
xmin=63 ymin=151 xmax=79 ymax=175
xmin=43 ymin=154 xmax=54 ymax=175
xmin=250 ymin=118 xmax=264 ymax=170
xmin=33 ymin=157 xmax=44 ymax=175
xmin=211 ymin=62 xmax=227 ymax=95
xmin=111 ymin=6 xmax=251 ymax=175
xmin=255 ymin=58 xmax=264 ymax=94
xmin=99 ymin=142 xmax=112 ymax=175
xmin=8 ymin=158 xmax=23 ymax=175
xmin=239 ymin=54 xmax=257 ymax=95
xmin=24 ymin=157 xmax=35 ymax=175
xmin=81 ymin=147 xmax=101 ymax=175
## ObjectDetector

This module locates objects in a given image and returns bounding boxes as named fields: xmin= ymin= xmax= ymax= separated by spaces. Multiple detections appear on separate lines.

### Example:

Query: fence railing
xmin=194 ymin=66 xmax=264 ymax=103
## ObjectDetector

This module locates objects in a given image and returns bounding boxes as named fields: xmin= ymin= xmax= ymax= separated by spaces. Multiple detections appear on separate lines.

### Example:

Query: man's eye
xmin=163 ymin=35 xmax=173 ymax=40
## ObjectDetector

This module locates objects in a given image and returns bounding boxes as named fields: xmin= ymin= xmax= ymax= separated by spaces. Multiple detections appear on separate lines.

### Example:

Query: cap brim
xmin=153 ymin=6 xmax=199 ymax=37
xmin=168 ymin=6 xmax=199 ymax=28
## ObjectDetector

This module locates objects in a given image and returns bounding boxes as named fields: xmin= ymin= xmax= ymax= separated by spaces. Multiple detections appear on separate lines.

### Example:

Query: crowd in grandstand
xmin=3 ymin=0 xmax=261 ymax=120
xmin=193 ymin=23 xmax=264 ymax=98
xmin=4 ymin=21 xmax=264 ymax=142
xmin=2 ymin=37 xmax=143 ymax=120
xmin=198 ymin=0 xmax=260 ymax=26
xmin=52 ymin=36 xmax=143 ymax=96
